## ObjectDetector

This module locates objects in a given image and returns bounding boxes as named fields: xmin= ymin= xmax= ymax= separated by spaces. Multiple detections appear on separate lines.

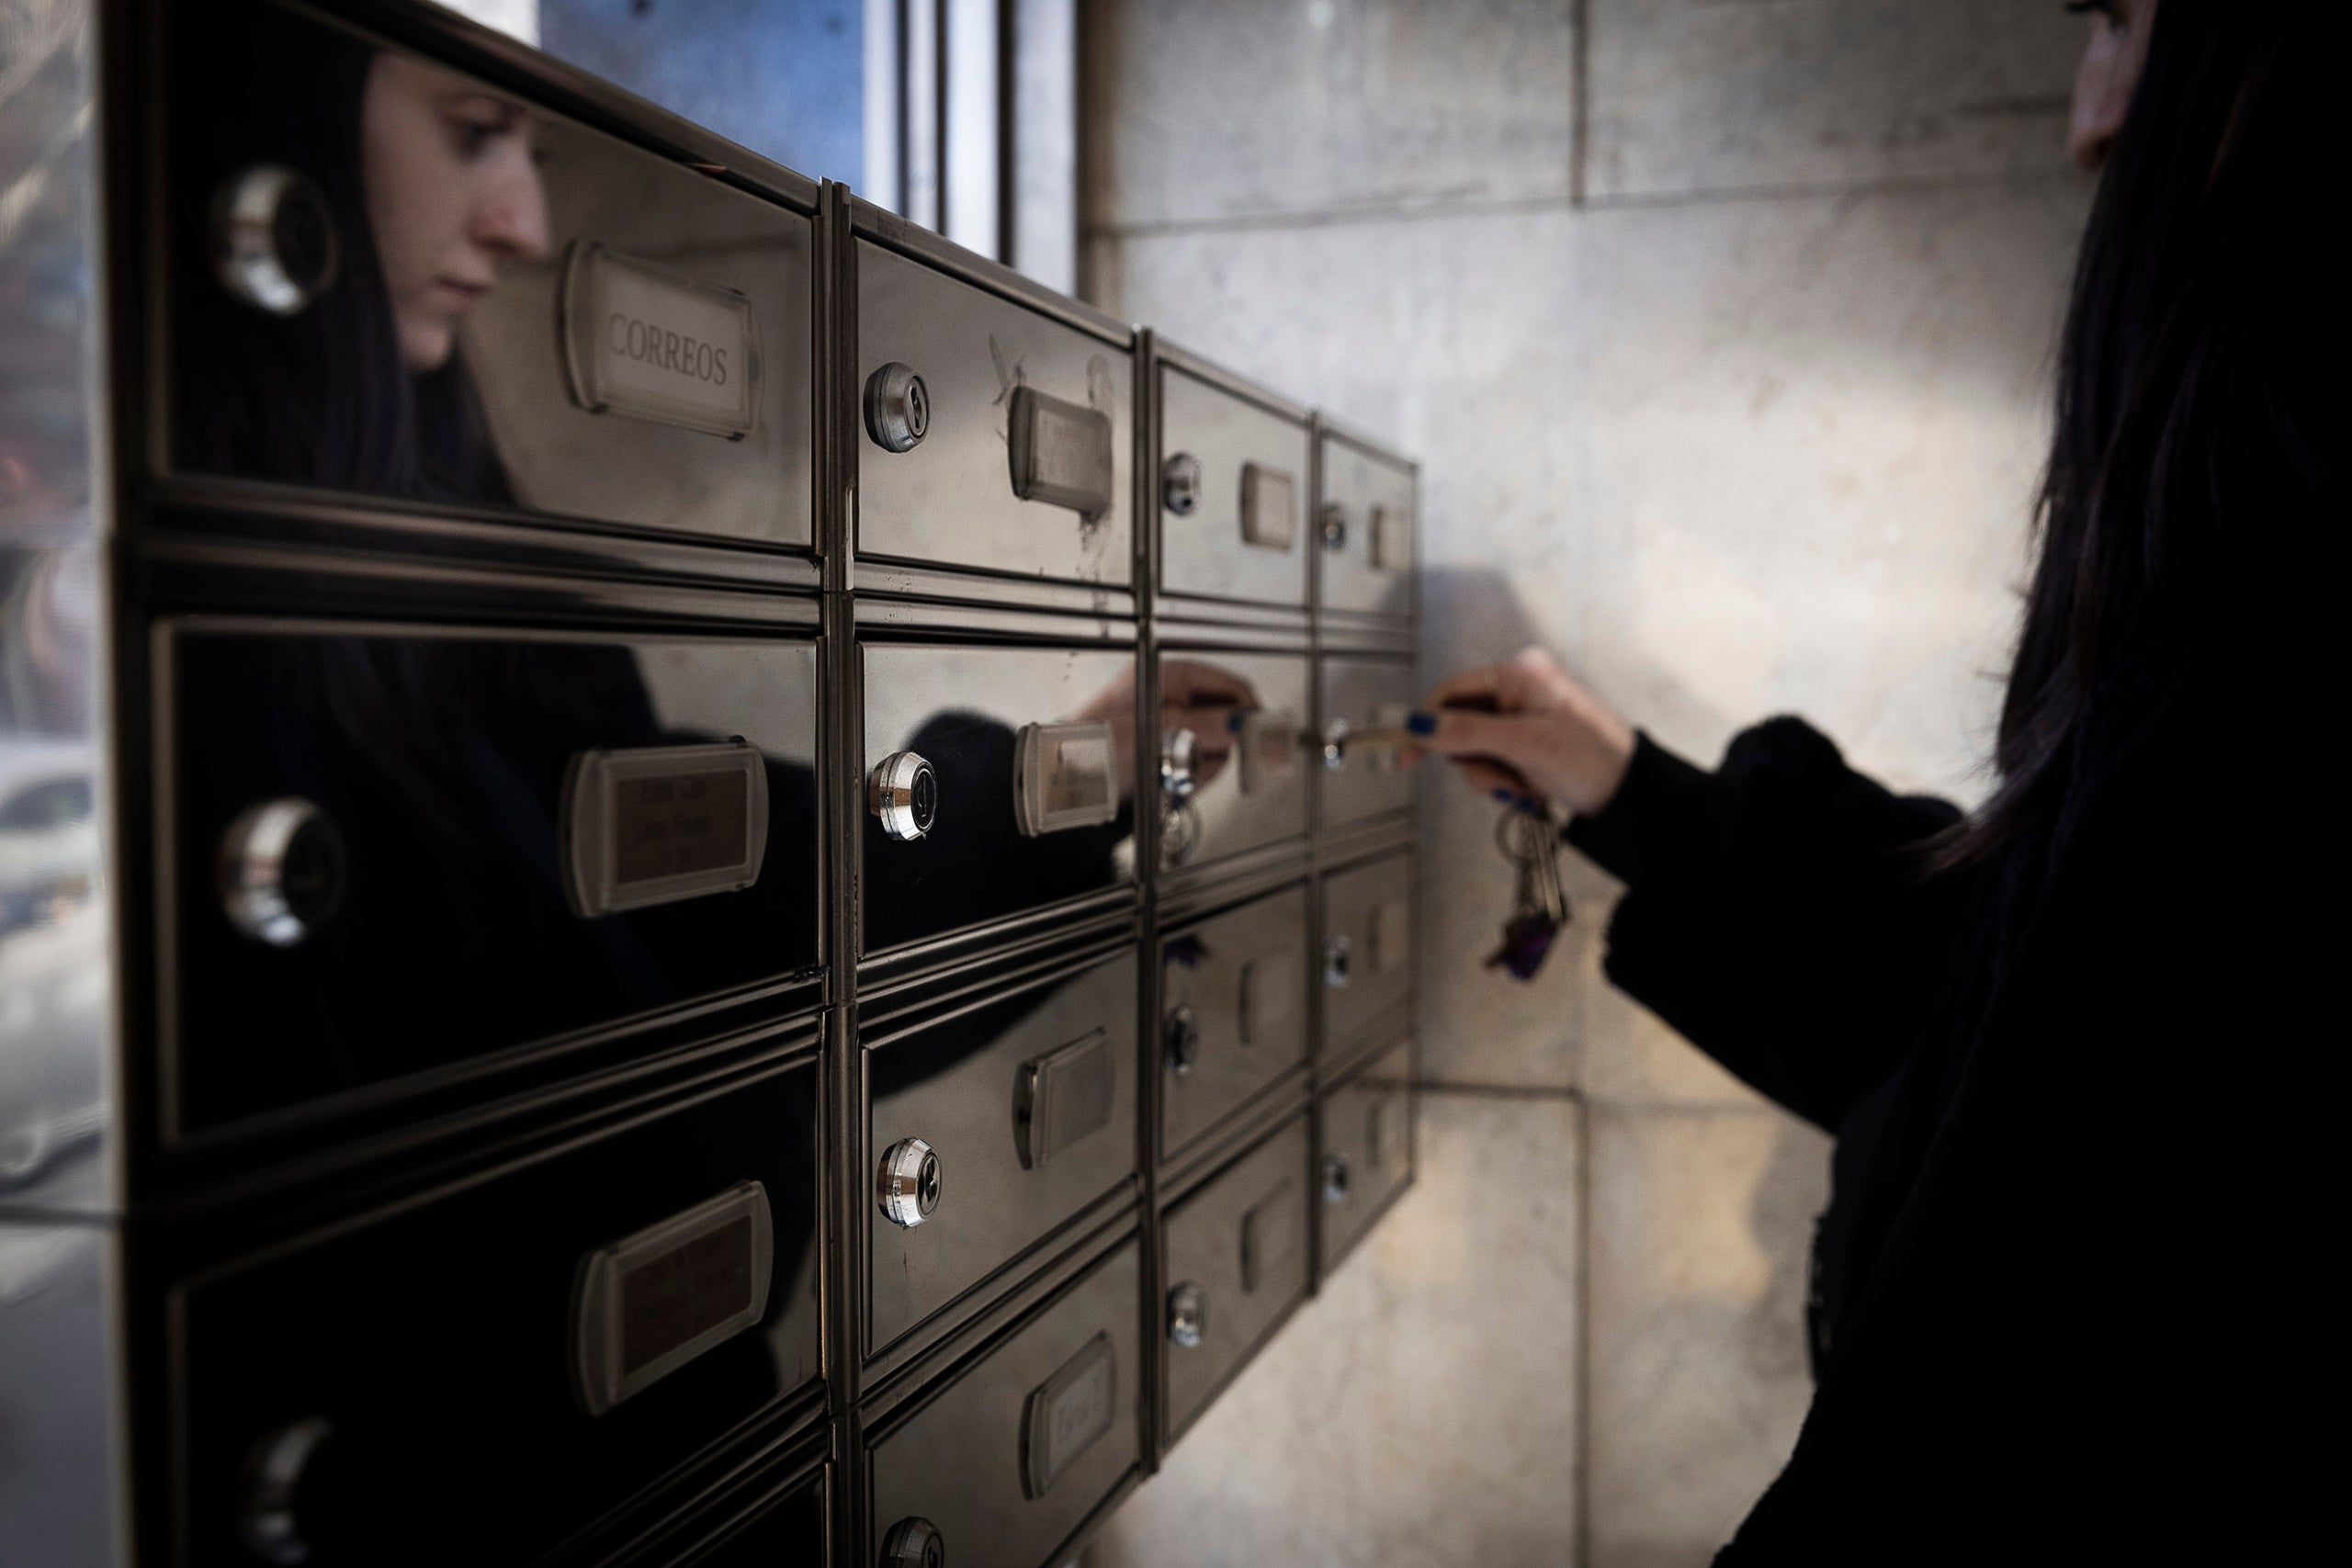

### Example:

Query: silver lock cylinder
xmin=1158 ymin=728 xmax=1203 ymax=867
xmin=212 ymin=165 xmax=341 ymax=316
xmin=241 ymin=1416 xmax=335 ymax=1565
xmin=864 ymin=362 xmax=931 ymax=453
xmin=1161 ymin=451 xmax=1204 ymax=515
xmin=1322 ymin=1151 xmax=1352 ymax=1204
xmin=880 ymin=1516 xmax=945 ymax=1568
xmin=1320 ymin=718 xmax=1351 ymax=771
xmin=1167 ymin=1281 xmax=1208 ymax=1349
xmin=1164 ymin=1003 xmax=1201 ymax=1077
xmin=1323 ymin=933 xmax=1353 ymax=989
xmin=868 ymin=750 xmax=938 ymax=841
xmin=876 ymin=1137 xmax=942 ymax=1228
xmin=1159 ymin=728 xmax=1199 ymax=807
xmin=1318 ymin=501 xmax=1349 ymax=551
xmin=219 ymin=797 xmax=347 ymax=948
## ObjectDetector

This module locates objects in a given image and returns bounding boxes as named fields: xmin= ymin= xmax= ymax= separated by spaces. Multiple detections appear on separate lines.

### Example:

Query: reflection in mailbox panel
xmin=861 ymin=644 xmax=1137 ymax=953
xmin=164 ymin=0 xmax=815 ymax=547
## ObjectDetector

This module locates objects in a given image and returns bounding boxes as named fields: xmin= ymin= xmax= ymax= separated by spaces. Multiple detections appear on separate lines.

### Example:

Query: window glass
xmin=447 ymin=0 xmax=865 ymax=185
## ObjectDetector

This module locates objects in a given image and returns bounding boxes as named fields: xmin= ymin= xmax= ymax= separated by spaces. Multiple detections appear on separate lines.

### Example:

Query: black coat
xmin=1563 ymin=633 xmax=2326 ymax=1560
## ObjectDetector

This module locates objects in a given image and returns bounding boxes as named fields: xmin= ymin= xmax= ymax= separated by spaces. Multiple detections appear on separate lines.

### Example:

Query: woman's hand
xmin=1406 ymin=646 xmax=1636 ymax=818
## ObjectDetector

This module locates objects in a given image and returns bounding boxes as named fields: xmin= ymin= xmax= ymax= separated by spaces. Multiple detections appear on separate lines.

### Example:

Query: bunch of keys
xmin=1486 ymin=798 xmax=1569 ymax=980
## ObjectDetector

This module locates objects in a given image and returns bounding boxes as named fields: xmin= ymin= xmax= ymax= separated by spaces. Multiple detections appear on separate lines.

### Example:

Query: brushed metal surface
xmin=868 ymin=1239 xmax=1140 ymax=1568
xmin=865 ymin=952 xmax=1137 ymax=1353
xmin=1319 ymin=656 xmax=1419 ymax=829
xmin=161 ymin=0 xmax=815 ymax=548
xmin=1316 ymin=433 xmax=1416 ymax=620
xmin=862 ymin=642 xmax=1138 ymax=955
xmin=1318 ymin=852 xmax=1417 ymax=1061
xmin=173 ymin=1059 xmax=821 ymax=1565
xmin=1159 ymin=886 xmax=1310 ymax=1162
xmin=160 ymin=623 xmax=821 ymax=1137
xmin=857 ymin=240 xmax=1132 ymax=586
xmin=1153 ymin=650 xmax=1310 ymax=873
xmin=1159 ymin=1116 xmax=1311 ymax=1443
xmin=1157 ymin=365 xmax=1310 ymax=609
xmin=1317 ymin=1038 xmax=1416 ymax=1278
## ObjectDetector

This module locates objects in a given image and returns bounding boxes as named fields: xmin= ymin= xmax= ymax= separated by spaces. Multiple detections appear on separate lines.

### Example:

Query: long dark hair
xmin=1951 ymin=2 xmax=2343 ymax=863
xmin=168 ymin=0 xmax=514 ymax=505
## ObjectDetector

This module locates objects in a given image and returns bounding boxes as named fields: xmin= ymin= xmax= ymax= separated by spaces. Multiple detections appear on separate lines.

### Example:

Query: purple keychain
xmin=1485 ymin=799 xmax=1569 ymax=980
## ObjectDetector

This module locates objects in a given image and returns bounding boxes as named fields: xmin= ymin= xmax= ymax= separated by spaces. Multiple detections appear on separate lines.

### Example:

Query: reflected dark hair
xmin=169 ymin=1 xmax=514 ymax=505
xmin=1947 ymin=1 xmax=2343 ymax=863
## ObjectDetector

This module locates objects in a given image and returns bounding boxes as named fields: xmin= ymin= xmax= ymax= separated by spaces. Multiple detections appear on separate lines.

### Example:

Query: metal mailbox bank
xmin=0 ymin=4 xmax=1421 ymax=1563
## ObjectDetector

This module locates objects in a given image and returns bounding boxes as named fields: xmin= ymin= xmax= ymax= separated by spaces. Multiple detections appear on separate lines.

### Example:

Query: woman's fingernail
xmin=1491 ymin=788 xmax=1515 ymax=803
xmin=1518 ymin=794 xmax=1544 ymax=812
xmin=1227 ymin=709 xmax=1247 ymax=732
xmin=1406 ymin=710 xmax=1439 ymax=737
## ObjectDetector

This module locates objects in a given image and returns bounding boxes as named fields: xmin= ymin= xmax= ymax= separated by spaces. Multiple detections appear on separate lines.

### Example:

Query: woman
xmin=1413 ymin=2 xmax=2338 ymax=1555
xmin=172 ymin=0 xmax=548 ymax=502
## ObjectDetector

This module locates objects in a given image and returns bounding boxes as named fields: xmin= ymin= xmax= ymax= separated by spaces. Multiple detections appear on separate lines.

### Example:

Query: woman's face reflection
xmin=360 ymin=54 xmax=550 ymax=372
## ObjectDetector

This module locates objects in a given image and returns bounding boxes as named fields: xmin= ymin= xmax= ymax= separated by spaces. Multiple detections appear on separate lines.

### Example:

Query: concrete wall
xmin=1080 ymin=4 xmax=2090 ymax=1564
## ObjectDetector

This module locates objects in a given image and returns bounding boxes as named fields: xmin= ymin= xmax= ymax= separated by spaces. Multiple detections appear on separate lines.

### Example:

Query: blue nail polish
xmin=1227 ymin=709 xmax=1247 ymax=732
xmin=1518 ymin=794 xmax=1544 ymax=812
xmin=1406 ymin=710 xmax=1438 ymax=737
xmin=1491 ymin=788 xmax=1515 ymax=803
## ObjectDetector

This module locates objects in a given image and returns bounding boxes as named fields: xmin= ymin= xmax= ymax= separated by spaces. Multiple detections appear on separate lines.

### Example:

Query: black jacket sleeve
xmin=1565 ymin=718 xmax=1978 ymax=1131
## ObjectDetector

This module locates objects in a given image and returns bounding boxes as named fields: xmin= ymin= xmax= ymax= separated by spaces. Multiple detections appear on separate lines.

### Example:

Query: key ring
xmin=1485 ymin=796 xmax=1569 ymax=981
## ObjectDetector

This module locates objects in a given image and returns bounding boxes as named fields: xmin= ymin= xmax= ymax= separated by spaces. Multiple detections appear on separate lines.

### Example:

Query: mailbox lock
xmin=1162 ymin=452 xmax=1204 ymax=515
xmin=864 ymin=362 xmax=931 ymax=453
xmin=1159 ymin=728 xmax=1199 ymax=807
xmin=877 ymin=1137 xmax=943 ymax=1228
xmin=1320 ymin=718 xmax=1351 ymax=771
xmin=1322 ymin=1151 xmax=1352 ymax=1204
xmin=1164 ymin=1003 xmax=1202 ymax=1077
xmin=1323 ymin=933 xmax=1354 ymax=990
xmin=1167 ymin=1281 xmax=1208 ymax=1349
xmin=219 ymin=797 xmax=347 ymax=948
xmin=241 ymin=1416 xmax=335 ymax=1565
xmin=213 ymin=165 xmax=340 ymax=316
xmin=879 ymin=1516 xmax=945 ymax=1568
xmin=1318 ymin=502 xmax=1349 ymax=551
xmin=868 ymin=750 xmax=939 ymax=841
xmin=1158 ymin=728 xmax=1203 ymax=867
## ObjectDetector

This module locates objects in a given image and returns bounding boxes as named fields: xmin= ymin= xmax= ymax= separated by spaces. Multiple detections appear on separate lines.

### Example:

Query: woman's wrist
xmin=1574 ymin=719 xmax=1637 ymax=818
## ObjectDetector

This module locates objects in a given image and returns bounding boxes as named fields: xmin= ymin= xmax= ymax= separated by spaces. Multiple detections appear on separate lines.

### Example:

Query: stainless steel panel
xmin=1318 ymin=1039 xmax=1415 ymax=1274
xmin=857 ymin=240 xmax=1132 ymax=585
xmin=175 ymin=1060 xmax=821 ymax=1567
xmin=1157 ymin=366 xmax=1309 ymax=608
xmin=1154 ymin=651 xmax=1309 ymax=873
xmin=1317 ymin=435 xmax=1415 ymax=619
xmin=866 ymin=953 xmax=1137 ymax=1351
xmin=862 ymin=643 xmax=1137 ymax=953
xmin=164 ymin=0 xmax=814 ymax=547
xmin=1320 ymin=656 xmax=1419 ymax=829
xmin=657 ymin=1465 xmax=827 ymax=1567
xmin=1159 ymin=887 xmax=1309 ymax=1161
xmin=869 ymin=1240 xmax=1140 ymax=1568
xmin=162 ymin=624 xmax=820 ymax=1136
xmin=0 ymin=1224 xmax=118 ymax=1567
xmin=1160 ymin=1117 xmax=1310 ymax=1443
xmin=1318 ymin=852 xmax=1416 ymax=1058
xmin=1 ymin=0 xmax=111 ymax=1218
